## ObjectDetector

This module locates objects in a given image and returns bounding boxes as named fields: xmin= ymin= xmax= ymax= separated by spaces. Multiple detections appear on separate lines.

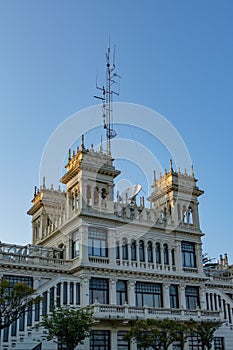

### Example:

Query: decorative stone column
xmin=81 ymin=276 xmax=89 ymax=307
xmin=128 ymin=280 xmax=136 ymax=306
xmin=80 ymin=225 xmax=89 ymax=264
xmin=109 ymin=279 xmax=117 ymax=305
xmin=180 ymin=285 xmax=186 ymax=309
xmin=163 ymin=284 xmax=170 ymax=308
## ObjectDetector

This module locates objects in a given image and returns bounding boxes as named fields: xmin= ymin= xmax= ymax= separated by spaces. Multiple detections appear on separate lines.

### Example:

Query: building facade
xmin=0 ymin=137 xmax=233 ymax=349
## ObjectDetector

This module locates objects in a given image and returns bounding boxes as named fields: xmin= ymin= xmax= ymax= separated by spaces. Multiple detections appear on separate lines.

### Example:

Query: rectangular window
xmin=27 ymin=304 xmax=33 ymax=326
xmin=90 ymin=278 xmax=109 ymax=304
xmin=117 ymin=331 xmax=130 ymax=350
xmin=117 ymin=280 xmax=127 ymax=305
xmin=63 ymin=282 xmax=67 ymax=305
xmin=3 ymin=275 xmax=33 ymax=289
xmin=136 ymin=282 xmax=162 ymax=308
xmin=3 ymin=326 xmax=9 ymax=342
xmin=188 ymin=335 xmax=202 ymax=350
xmin=185 ymin=286 xmax=199 ymax=310
xmin=70 ymin=282 xmax=74 ymax=304
xmin=181 ymin=242 xmax=196 ymax=267
xmin=170 ymin=285 xmax=179 ymax=308
xmin=57 ymin=283 xmax=61 ymax=307
xmin=88 ymin=227 xmax=107 ymax=257
xmin=90 ymin=330 xmax=110 ymax=350
xmin=42 ymin=291 xmax=48 ymax=316
xmin=214 ymin=337 xmax=224 ymax=350
xmin=76 ymin=283 xmax=80 ymax=305
xmin=50 ymin=287 xmax=54 ymax=311
xmin=11 ymin=320 xmax=17 ymax=337
xmin=34 ymin=299 xmax=40 ymax=322
xmin=19 ymin=312 xmax=25 ymax=331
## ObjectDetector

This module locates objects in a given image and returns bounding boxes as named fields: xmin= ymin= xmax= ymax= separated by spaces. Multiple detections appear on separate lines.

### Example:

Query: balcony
xmin=91 ymin=302 xmax=220 ymax=322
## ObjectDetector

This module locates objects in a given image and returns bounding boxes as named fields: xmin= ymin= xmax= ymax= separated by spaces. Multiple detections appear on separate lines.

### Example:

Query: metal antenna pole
xmin=94 ymin=42 xmax=121 ymax=156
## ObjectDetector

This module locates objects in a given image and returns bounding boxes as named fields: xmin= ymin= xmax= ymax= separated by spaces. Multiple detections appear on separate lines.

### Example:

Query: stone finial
xmin=34 ymin=186 xmax=37 ymax=197
xmin=90 ymin=144 xmax=94 ymax=151
xmin=178 ymin=167 xmax=181 ymax=174
xmin=191 ymin=165 xmax=194 ymax=177
xmin=76 ymin=146 xmax=79 ymax=153
xmin=170 ymin=159 xmax=173 ymax=174
xmin=73 ymin=150 xmax=75 ymax=157
xmin=68 ymin=149 xmax=71 ymax=161
xmin=153 ymin=170 xmax=156 ymax=181
xmin=50 ymin=184 xmax=54 ymax=190
xmin=184 ymin=168 xmax=187 ymax=176
xmin=81 ymin=134 xmax=85 ymax=150
xmin=42 ymin=176 xmax=46 ymax=189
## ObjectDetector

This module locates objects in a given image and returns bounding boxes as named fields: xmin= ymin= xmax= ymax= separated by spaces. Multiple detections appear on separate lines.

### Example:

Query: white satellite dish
xmin=119 ymin=184 xmax=142 ymax=204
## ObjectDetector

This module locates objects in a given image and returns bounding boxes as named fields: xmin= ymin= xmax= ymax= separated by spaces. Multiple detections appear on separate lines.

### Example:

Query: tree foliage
xmin=126 ymin=318 xmax=222 ymax=350
xmin=0 ymin=279 xmax=36 ymax=330
xmin=190 ymin=319 xmax=222 ymax=350
xmin=40 ymin=306 xmax=93 ymax=350
xmin=126 ymin=318 xmax=190 ymax=350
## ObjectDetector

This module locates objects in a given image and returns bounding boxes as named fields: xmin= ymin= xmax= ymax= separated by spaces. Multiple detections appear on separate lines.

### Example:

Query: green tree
xmin=0 ymin=279 xmax=36 ymax=330
xmin=40 ymin=306 xmax=93 ymax=350
xmin=126 ymin=318 xmax=190 ymax=350
xmin=191 ymin=320 xmax=222 ymax=350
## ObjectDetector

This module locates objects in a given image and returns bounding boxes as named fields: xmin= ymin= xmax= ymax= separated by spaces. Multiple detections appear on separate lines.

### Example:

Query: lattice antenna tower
xmin=94 ymin=43 xmax=121 ymax=155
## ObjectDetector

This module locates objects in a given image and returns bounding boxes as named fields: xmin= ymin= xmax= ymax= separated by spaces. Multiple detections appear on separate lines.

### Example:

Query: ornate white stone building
xmin=0 ymin=136 xmax=233 ymax=350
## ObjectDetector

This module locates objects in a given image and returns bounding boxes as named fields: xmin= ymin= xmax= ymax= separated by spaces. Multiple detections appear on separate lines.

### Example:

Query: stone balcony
xmin=91 ymin=302 xmax=220 ymax=323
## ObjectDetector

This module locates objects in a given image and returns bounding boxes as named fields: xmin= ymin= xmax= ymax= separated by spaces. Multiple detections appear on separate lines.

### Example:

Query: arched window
xmin=131 ymin=240 xmax=136 ymax=261
xmin=147 ymin=241 xmax=153 ymax=263
xmin=139 ymin=240 xmax=145 ymax=262
xmin=164 ymin=243 xmax=169 ymax=265
xmin=94 ymin=187 xmax=99 ymax=206
xmin=155 ymin=243 xmax=161 ymax=264
xmin=122 ymin=239 xmax=128 ymax=260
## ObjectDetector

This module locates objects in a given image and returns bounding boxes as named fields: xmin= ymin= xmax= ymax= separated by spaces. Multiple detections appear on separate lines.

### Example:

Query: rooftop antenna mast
xmin=94 ymin=41 xmax=121 ymax=155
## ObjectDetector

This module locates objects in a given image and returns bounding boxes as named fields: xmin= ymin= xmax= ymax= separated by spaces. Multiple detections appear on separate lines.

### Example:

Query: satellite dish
xmin=120 ymin=184 xmax=142 ymax=204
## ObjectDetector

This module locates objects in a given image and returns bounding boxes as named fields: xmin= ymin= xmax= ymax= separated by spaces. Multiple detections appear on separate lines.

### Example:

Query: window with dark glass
xmin=171 ymin=249 xmax=175 ymax=266
xmin=181 ymin=242 xmax=196 ymax=267
xmin=90 ymin=278 xmax=109 ymax=304
xmin=170 ymin=285 xmax=179 ymax=308
xmin=214 ymin=337 xmax=224 ymax=350
xmin=34 ymin=299 xmax=40 ymax=321
xmin=163 ymin=243 xmax=169 ymax=265
xmin=3 ymin=326 xmax=9 ymax=342
xmin=27 ymin=304 xmax=32 ymax=327
xmin=57 ymin=283 xmax=61 ymax=306
xmin=188 ymin=335 xmax=202 ymax=350
xmin=116 ymin=241 xmax=120 ymax=259
xmin=136 ymin=282 xmax=162 ymax=307
xmin=72 ymin=230 xmax=79 ymax=258
xmin=42 ymin=291 xmax=48 ymax=316
xmin=76 ymin=283 xmax=80 ymax=305
xmin=131 ymin=240 xmax=136 ymax=261
xmin=3 ymin=275 xmax=33 ymax=289
xmin=185 ymin=286 xmax=199 ymax=310
xmin=50 ymin=287 xmax=54 ymax=311
xmin=117 ymin=331 xmax=130 ymax=350
xmin=122 ymin=239 xmax=128 ymax=260
xmin=147 ymin=241 xmax=153 ymax=263
xmin=155 ymin=243 xmax=161 ymax=264
xmin=117 ymin=280 xmax=127 ymax=305
xmin=11 ymin=320 xmax=17 ymax=336
xmin=88 ymin=227 xmax=107 ymax=257
xmin=63 ymin=282 xmax=67 ymax=305
xmin=70 ymin=282 xmax=74 ymax=304
xmin=90 ymin=330 xmax=110 ymax=350
xmin=19 ymin=312 xmax=25 ymax=331
xmin=139 ymin=240 xmax=145 ymax=262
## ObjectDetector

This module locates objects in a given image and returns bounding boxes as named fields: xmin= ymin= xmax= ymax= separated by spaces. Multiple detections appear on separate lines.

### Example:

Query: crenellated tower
xmin=148 ymin=160 xmax=204 ymax=231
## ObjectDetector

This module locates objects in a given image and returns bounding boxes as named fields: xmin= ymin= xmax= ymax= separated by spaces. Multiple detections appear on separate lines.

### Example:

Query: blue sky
xmin=0 ymin=1 xmax=233 ymax=262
